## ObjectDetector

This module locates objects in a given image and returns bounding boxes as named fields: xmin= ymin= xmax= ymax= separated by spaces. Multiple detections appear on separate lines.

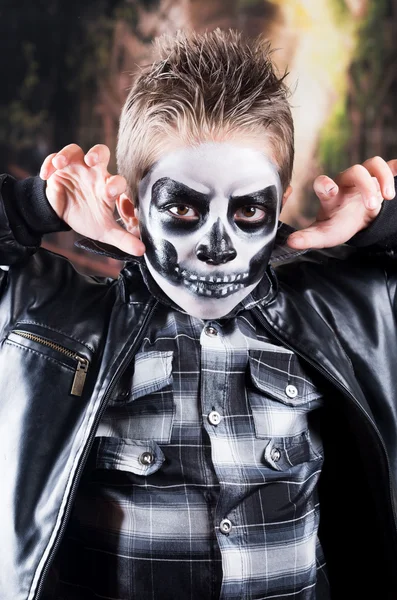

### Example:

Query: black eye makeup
xmin=229 ymin=185 xmax=278 ymax=230
xmin=151 ymin=178 xmax=209 ymax=210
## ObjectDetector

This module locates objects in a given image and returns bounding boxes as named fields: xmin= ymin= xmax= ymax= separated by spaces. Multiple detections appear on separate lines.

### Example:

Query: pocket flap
xmin=95 ymin=437 xmax=165 ymax=476
xmin=263 ymin=433 xmax=321 ymax=471
xmin=248 ymin=350 xmax=322 ymax=406
xmin=130 ymin=350 xmax=173 ymax=401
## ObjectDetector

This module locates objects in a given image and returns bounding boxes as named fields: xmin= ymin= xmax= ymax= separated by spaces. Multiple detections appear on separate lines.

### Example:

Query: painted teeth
xmin=184 ymin=280 xmax=245 ymax=297
xmin=178 ymin=270 xmax=250 ymax=284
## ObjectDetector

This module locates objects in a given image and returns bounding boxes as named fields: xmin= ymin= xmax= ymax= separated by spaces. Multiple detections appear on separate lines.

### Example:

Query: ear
xmin=116 ymin=193 xmax=139 ymax=233
xmin=282 ymin=185 xmax=293 ymax=207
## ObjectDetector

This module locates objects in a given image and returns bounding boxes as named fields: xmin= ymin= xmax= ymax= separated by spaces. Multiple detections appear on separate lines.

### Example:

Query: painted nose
xmin=196 ymin=219 xmax=237 ymax=265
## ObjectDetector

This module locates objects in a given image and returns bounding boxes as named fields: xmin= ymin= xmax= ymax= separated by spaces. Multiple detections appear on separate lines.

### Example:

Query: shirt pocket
xmin=247 ymin=349 xmax=323 ymax=442
xmin=262 ymin=432 xmax=322 ymax=472
xmin=95 ymin=437 xmax=165 ymax=477
xmin=98 ymin=350 xmax=175 ymax=444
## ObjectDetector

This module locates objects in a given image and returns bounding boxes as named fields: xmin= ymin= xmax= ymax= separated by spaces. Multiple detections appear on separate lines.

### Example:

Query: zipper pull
xmin=71 ymin=358 xmax=89 ymax=396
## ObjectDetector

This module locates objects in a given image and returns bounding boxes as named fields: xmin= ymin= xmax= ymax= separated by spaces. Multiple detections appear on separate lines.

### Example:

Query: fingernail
xmin=367 ymin=196 xmax=378 ymax=209
xmin=386 ymin=186 xmax=396 ymax=199
xmin=325 ymin=185 xmax=336 ymax=194
xmin=109 ymin=186 xmax=117 ymax=197
xmin=89 ymin=152 xmax=98 ymax=164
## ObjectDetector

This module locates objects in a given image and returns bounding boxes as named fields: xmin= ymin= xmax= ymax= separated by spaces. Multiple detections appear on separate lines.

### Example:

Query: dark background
xmin=1 ymin=0 xmax=396 ymax=275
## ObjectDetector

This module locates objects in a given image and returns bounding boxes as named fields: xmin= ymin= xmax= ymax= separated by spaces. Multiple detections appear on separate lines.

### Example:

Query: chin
xmin=184 ymin=300 xmax=235 ymax=320
xmin=162 ymin=276 xmax=258 ymax=319
xmin=145 ymin=259 xmax=262 ymax=319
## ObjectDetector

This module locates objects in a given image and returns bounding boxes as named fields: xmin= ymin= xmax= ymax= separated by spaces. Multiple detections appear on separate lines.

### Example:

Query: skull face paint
xmin=137 ymin=142 xmax=282 ymax=319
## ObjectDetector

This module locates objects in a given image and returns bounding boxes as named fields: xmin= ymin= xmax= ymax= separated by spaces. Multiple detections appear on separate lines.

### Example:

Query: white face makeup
xmin=137 ymin=142 xmax=282 ymax=319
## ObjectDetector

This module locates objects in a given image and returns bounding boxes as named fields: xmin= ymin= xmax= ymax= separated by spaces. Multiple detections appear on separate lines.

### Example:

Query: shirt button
xmin=219 ymin=518 xmax=232 ymax=534
xmin=205 ymin=326 xmax=218 ymax=337
xmin=285 ymin=384 xmax=298 ymax=399
xmin=270 ymin=447 xmax=281 ymax=462
xmin=208 ymin=410 xmax=222 ymax=426
xmin=139 ymin=451 xmax=155 ymax=466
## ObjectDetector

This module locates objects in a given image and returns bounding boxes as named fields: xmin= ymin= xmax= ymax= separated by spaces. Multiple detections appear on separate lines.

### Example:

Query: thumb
xmin=287 ymin=214 xmax=359 ymax=250
xmin=287 ymin=222 xmax=338 ymax=250
xmin=100 ymin=223 xmax=146 ymax=256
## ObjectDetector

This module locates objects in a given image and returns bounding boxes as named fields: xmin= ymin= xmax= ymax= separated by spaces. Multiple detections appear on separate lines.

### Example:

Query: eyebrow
xmin=230 ymin=185 xmax=278 ymax=206
xmin=151 ymin=177 xmax=210 ymax=210
xmin=151 ymin=178 xmax=278 ymax=212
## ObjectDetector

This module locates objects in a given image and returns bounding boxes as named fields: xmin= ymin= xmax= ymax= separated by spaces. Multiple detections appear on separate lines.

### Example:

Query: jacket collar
xmin=256 ymin=280 xmax=377 ymax=421
xmin=77 ymin=228 xmax=379 ymax=423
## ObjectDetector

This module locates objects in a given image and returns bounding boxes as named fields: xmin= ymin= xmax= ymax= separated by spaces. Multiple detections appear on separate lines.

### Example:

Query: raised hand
xmin=287 ymin=157 xmax=397 ymax=249
xmin=40 ymin=143 xmax=145 ymax=256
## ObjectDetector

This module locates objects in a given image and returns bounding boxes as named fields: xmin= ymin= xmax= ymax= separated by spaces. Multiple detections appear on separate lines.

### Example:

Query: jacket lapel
xmin=256 ymin=280 xmax=377 ymax=421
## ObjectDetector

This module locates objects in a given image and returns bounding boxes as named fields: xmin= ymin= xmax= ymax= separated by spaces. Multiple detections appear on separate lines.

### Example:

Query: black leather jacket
xmin=1 ymin=174 xmax=397 ymax=600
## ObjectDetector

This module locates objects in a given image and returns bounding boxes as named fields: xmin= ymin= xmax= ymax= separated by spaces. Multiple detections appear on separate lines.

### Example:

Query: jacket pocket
xmin=97 ymin=350 xmax=175 ymax=444
xmin=247 ymin=349 xmax=323 ymax=441
xmin=4 ymin=323 xmax=92 ymax=397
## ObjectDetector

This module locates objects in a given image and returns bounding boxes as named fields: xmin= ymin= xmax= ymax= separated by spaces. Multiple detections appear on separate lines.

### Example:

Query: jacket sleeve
xmin=0 ymin=174 xmax=70 ymax=265
xmin=348 ymin=176 xmax=397 ymax=251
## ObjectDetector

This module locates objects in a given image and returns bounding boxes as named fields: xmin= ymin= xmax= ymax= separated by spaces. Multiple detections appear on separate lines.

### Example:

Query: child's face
xmin=137 ymin=141 xmax=282 ymax=319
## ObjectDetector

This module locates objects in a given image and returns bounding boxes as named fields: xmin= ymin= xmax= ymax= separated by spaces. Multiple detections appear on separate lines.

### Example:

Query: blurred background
xmin=0 ymin=0 xmax=396 ymax=276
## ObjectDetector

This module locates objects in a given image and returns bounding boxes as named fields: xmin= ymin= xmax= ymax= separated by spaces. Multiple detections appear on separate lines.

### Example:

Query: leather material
xmin=1 ymin=192 xmax=397 ymax=597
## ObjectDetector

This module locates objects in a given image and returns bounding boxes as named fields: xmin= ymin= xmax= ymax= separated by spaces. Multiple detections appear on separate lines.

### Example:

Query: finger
xmin=39 ymin=153 xmax=57 ymax=180
xmin=287 ymin=214 xmax=361 ymax=250
xmin=312 ymin=175 xmax=340 ymax=211
xmin=105 ymin=175 xmax=128 ymax=200
xmin=387 ymin=159 xmax=397 ymax=177
xmin=336 ymin=164 xmax=379 ymax=210
xmin=52 ymin=144 xmax=85 ymax=170
xmin=362 ymin=156 xmax=395 ymax=200
xmin=84 ymin=144 xmax=111 ymax=169
xmin=313 ymin=175 xmax=339 ymax=198
xmin=100 ymin=224 xmax=146 ymax=256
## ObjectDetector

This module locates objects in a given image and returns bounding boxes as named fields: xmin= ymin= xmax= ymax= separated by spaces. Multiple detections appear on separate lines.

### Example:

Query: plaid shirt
xmin=54 ymin=274 xmax=330 ymax=600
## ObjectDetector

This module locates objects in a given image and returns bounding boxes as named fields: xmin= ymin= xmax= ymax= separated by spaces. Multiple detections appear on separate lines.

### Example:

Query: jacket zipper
xmin=33 ymin=298 xmax=158 ymax=600
xmin=13 ymin=330 xmax=89 ymax=397
xmin=254 ymin=308 xmax=397 ymax=535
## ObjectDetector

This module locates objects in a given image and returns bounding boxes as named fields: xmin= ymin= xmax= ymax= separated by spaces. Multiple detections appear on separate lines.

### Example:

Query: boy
xmin=1 ymin=30 xmax=397 ymax=600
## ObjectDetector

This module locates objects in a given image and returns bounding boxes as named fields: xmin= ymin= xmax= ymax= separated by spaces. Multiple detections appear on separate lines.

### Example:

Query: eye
xmin=234 ymin=206 xmax=267 ymax=223
xmin=168 ymin=205 xmax=199 ymax=220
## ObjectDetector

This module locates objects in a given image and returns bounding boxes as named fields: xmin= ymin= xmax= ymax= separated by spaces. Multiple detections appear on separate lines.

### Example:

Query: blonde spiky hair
xmin=116 ymin=29 xmax=294 ymax=201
